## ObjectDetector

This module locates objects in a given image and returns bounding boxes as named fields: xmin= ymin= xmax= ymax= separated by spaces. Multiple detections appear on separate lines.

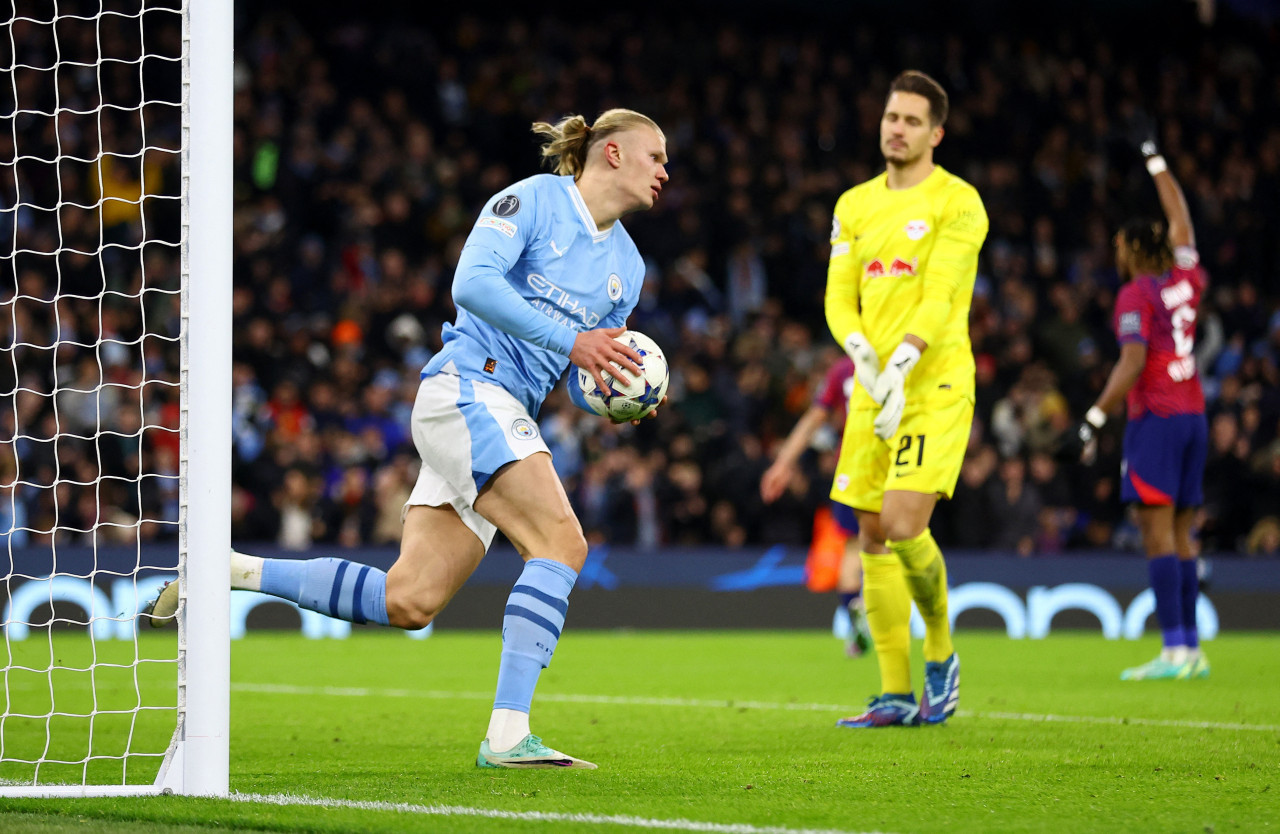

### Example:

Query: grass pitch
xmin=1 ymin=629 xmax=1277 ymax=833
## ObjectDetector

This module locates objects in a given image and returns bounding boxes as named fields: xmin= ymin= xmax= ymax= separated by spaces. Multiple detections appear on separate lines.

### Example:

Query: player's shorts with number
xmin=830 ymin=392 xmax=974 ymax=514
xmin=403 ymin=371 xmax=549 ymax=548
xmin=1120 ymin=412 xmax=1207 ymax=507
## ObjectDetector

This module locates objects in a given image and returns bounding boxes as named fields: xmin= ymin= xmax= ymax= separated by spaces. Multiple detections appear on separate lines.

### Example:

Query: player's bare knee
xmin=555 ymin=523 xmax=589 ymax=571
xmin=384 ymin=596 xmax=438 ymax=631
xmin=856 ymin=514 xmax=887 ymax=552
xmin=530 ymin=512 xmax=588 ymax=569
xmin=384 ymin=584 xmax=443 ymax=631
xmin=881 ymin=515 xmax=926 ymax=543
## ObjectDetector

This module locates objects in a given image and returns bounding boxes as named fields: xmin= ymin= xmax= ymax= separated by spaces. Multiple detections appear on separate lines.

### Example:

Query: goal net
xmin=0 ymin=0 xmax=229 ymax=797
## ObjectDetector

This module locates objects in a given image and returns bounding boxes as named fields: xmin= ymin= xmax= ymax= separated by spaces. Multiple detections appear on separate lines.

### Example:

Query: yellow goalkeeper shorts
xmin=830 ymin=393 xmax=974 ymax=514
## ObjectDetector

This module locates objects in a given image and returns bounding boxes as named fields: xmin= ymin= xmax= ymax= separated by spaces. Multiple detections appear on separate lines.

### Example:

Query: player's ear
xmin=603 ymin=140 xmax=623 ymax=169
xmin=930 ymin=125 xmax=944 ymax=148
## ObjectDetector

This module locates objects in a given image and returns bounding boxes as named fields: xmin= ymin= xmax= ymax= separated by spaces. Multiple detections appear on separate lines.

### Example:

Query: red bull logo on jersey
xmin=889 ymin=258 xmax=917 ymax=276
xmin=904 ymin=219 xmax=930 ymax=240
xmin=863 ymin=258 xmax=918 ymax=279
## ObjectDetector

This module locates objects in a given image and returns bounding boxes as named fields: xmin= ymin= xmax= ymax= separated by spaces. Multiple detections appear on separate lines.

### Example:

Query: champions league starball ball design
xmin=577 ymin=330 xmax=669 ymax=422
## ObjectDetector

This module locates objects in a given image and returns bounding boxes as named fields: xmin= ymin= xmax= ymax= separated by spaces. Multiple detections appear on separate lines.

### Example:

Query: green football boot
xmin=476 ymin=734 xmax=597 ymax=769
xmin=1120 ymin=656 xmax=1185 ymax=680
xmin=1177 ymin=654 xmax=1210 ymax=680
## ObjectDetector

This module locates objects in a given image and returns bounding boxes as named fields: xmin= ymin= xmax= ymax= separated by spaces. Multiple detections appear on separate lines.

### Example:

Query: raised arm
xmin=1139 ymin=137 xmax=1194 ymax=250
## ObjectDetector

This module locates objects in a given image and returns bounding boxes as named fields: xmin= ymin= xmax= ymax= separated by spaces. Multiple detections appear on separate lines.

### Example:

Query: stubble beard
xmin=882 ymin=144 xmax=921 ymax=169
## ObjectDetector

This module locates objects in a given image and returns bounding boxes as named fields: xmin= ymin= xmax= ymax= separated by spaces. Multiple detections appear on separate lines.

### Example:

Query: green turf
xmin=2 ymin=630 xmax=1278 ymax=833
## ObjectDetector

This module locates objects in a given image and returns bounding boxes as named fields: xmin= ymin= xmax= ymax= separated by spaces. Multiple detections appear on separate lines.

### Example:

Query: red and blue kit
xmin=816 ymin=356 xmax=856 ymax=427
xmin=1114 ymin=247 xmax=1209 ymax=506
xmin=815 ymin=356 xmax=859 ymax=534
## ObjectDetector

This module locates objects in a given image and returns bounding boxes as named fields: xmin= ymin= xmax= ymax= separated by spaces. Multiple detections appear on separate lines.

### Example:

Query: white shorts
xmin=403 ymin=372 xmax=549 ymax=549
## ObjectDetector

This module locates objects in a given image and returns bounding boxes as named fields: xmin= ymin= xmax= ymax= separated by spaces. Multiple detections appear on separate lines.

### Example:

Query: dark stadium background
xmin=4 ymin=0 xmax=1278 ymax=629
xmin=224 ymin=0 xmax=1280 ymax=629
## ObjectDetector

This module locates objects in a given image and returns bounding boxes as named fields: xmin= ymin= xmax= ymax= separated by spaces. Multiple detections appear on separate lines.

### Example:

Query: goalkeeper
xmin=148 ymin=109 xmax=670 ymax=769
xmin=825 ymin=71 xmax=988 ymax=728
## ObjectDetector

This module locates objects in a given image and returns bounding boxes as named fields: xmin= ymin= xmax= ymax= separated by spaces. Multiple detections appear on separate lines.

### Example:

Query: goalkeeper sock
xmin=492 ymin=558 xmax=577 ymax=722
xmin=259 ymin=556 xmax=389 ymax=626
xmin=860 ymin=552 xmax=912 ymax=695
xmin=889 ymin=529 xmax=953 ymax=662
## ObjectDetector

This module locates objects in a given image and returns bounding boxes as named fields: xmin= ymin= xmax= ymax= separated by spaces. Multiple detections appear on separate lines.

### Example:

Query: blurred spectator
xmin=986 ymin=455 xmax=1042 ymax=556
xmin=5 ymin=1 xmax=1280 ymax=557
xmin=1027 ymin=451 xmax=1077 ymax=553
xmin=1246 ymin=516 xmax=1280 ymax=557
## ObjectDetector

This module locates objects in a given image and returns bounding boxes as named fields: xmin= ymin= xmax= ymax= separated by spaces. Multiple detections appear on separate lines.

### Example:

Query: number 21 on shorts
xmin=895 ymin=433 xmax=926 ymax=474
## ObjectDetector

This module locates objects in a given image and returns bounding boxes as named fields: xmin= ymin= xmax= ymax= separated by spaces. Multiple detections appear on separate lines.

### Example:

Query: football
xmin=577 ymin=330 xmax=670 ymax=422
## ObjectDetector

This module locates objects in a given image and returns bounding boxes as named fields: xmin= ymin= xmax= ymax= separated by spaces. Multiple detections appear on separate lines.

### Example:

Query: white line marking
xmin=233 ymin=792 xmax=892 ymax=834
xmin=232 ymin=683 xmax=1280 ymax=733
xmin=964 ymin=710 xmax=1280 ymax=733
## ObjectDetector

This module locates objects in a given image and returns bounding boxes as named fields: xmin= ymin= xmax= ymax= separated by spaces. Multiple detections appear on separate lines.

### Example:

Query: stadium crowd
xmin=3 ymin=2 xmax=1279 ymax=558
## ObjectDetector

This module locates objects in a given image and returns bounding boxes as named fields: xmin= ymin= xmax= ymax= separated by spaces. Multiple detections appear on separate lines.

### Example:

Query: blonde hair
xmin=531 ymin=108 xmax=663 ymax=178
xmin=1246 ymin=515 xmax=1280 ymax=556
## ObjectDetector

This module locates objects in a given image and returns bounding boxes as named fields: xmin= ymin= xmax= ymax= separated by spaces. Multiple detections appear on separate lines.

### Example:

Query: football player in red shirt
xmin=1061 ymin=126 xmax=1209 ymax=681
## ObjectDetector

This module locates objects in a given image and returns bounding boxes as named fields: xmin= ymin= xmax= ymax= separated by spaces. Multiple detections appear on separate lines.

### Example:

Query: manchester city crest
xmin=510 ymin=418 xmax=539 ymax=440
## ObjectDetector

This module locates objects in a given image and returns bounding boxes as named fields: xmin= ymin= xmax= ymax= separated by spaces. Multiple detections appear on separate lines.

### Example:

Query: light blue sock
xmin=493 ymin=558 xmax=577 ymax=712
xmin=260 ymin=557 xmax=389 ymax=626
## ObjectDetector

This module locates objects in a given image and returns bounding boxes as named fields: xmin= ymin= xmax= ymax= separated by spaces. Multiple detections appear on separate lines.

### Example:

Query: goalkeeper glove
xmin=1055 ymin=406 xmax=1106 ymax=464
xmin=842 ymin=332 xmax=881 ymax=396
xmin=870 ymin=342 xmax=921 ymax=441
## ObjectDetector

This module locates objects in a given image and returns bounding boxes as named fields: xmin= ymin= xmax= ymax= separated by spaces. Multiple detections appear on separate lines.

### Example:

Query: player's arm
xmin=1094 ymin=343 xmax=1147 ymax=416
xmin=453 ymin=246 xmax=580 ymax=351
xmin=1138 ymin=133 xmax=1194 ymax=250
xmin=565 ymin=370 xmax=598 ymax=414
xmin=454 ymin=188 xmax=578 ymax=353
xmin=760 ymin=403 xmax=831 ymax=503
xmin=900 ymin=187 xmax=989 ymax=352
xmin=871 ymin=189 xmax=989 ymax=439
xmin=455 ymin=191 xmax=641 ymax=392
xmin=825 ymin=197 xmax=880 ymax=395
xmin=455 ymin=252 xmax=640 ymax=388
xmin=1057 ymin=287 xmax=1149 ymax=463
xmin=1056 ymin=342 xmax=1146 ymax=465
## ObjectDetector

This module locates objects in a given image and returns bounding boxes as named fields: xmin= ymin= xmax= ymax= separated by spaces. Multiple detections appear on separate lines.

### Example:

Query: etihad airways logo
xmin=526 ymin=273 xmax=601 ymax=329
xmin=864 ymin=257 xmax=918 ymax=279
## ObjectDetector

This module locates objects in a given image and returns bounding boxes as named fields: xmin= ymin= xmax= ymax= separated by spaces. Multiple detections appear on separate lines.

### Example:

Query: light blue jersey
xmin=423 ymin=173 xmax=644 ymax=418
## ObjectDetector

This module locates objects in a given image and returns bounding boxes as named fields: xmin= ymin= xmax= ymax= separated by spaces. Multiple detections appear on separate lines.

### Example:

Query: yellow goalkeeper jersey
xmin=825 ymin=165 xmax=988 ymax=409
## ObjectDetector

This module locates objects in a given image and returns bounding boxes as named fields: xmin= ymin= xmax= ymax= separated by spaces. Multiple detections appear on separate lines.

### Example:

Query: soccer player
xmin=1058 ymin=129 xmax=1208 ymax=681
xmin=824 ymin=71 xmax=988 ymax=727
xmin=759 ymin=354 xmax=871 ymax=658
xmin=148 ymin=109 xmax=670 ymax=767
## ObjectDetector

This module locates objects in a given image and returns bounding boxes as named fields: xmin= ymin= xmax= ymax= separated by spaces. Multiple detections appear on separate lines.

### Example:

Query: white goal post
xmin=0 ymin=0 xmax=230 ymax=797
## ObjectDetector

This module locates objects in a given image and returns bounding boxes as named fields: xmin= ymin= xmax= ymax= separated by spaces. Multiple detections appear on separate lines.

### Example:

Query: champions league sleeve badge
xmin=492 ymin=194 xmax=521 ymax=217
